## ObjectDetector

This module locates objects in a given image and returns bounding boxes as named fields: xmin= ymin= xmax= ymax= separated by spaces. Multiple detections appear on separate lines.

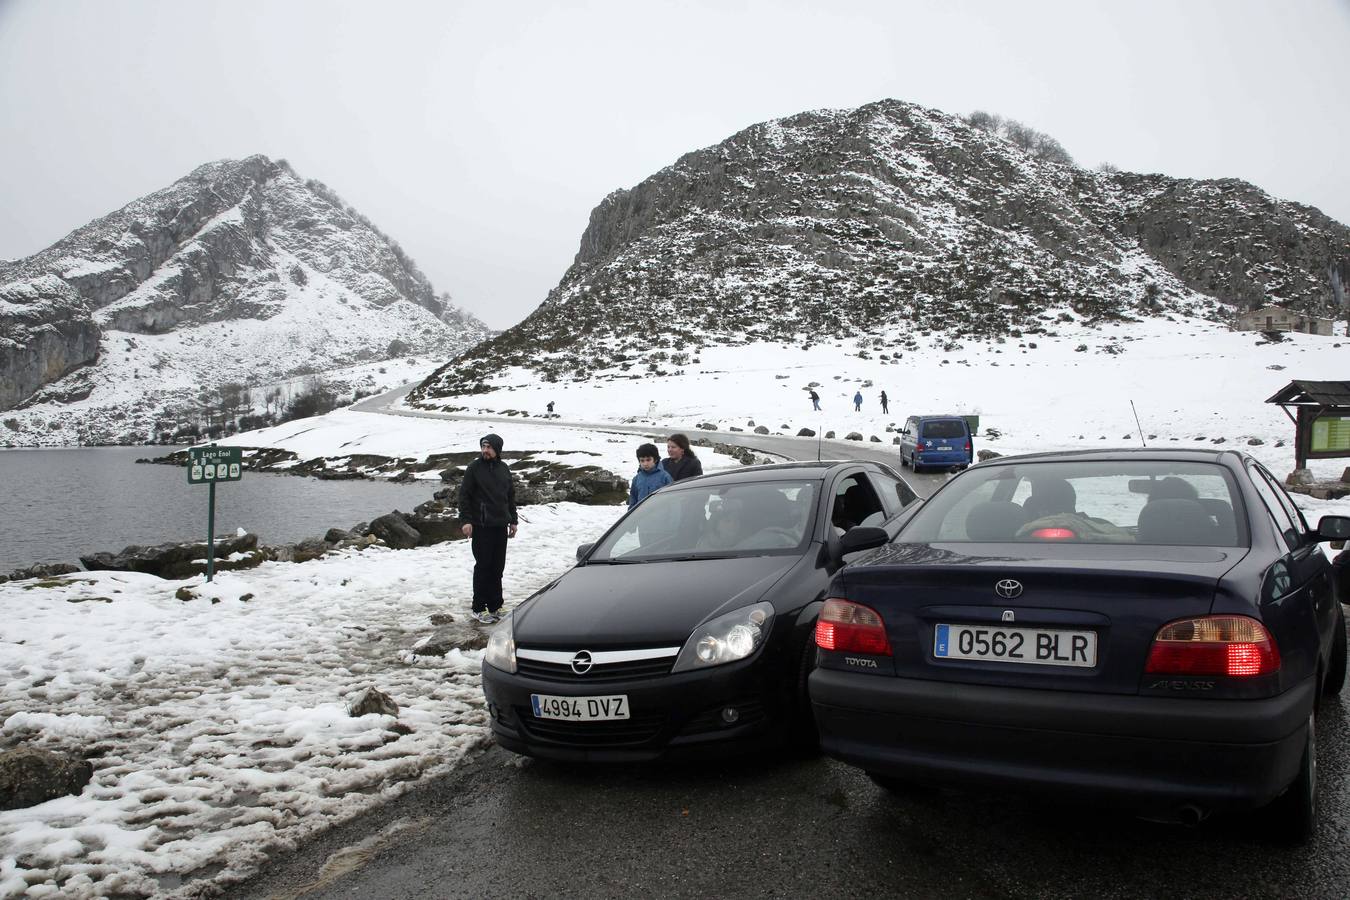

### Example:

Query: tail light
xmin=816 ymin=598 xmax=892 ymax=656
xmin=1145 ymin=615 xmax=1280 ymax=677
xmin=1029 ymin=527 xmax=1076 ymax=540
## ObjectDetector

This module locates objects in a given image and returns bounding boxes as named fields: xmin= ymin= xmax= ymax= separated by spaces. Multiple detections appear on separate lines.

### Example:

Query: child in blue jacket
xmin=628 ymin=442 xmax=674 ymax=508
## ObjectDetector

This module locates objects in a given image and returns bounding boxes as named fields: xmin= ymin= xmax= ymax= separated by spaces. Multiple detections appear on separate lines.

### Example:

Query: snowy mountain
xmin=0 ymin=155 xmax=491 ymax=445
xmin=411 ymin=98 xmax=1348 ymax=402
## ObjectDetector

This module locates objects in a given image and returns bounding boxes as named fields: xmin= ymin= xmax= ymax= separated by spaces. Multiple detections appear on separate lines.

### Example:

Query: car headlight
xmin=671 ymin=601 xmax=774 ymax=672
xmin=484 ymin=613 xmax=517 ymax=673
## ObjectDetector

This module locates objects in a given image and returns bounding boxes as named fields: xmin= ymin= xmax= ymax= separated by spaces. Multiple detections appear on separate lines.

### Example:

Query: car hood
xmin=513 ymin=556 xmax=797 ymax=648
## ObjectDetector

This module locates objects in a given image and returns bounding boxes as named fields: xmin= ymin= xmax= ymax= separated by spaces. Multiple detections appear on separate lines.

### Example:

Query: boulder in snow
xmin=346 ymin=687 xmax=399 ymax=718
xmin=0 ymin=746 xmax=93 ymax=811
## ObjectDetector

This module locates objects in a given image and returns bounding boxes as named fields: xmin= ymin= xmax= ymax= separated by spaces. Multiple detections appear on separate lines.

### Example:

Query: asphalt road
xmin=233 ymin=390 xmax=1350 ymax=899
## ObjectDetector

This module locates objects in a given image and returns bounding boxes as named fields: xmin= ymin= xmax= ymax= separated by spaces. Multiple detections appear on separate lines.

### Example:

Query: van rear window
xmin=921 ymin=420 xmax=966 ymax=439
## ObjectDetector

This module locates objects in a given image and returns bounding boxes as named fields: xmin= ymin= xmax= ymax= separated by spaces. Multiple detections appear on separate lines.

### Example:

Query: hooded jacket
xmin=628 ymin=463 xmax=674 ymax=508
xmin=458 ymin=433 xmax=518 ymax=527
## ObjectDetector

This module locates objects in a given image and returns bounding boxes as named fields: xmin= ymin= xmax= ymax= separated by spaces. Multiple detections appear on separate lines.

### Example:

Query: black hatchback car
xmin=809 ymin=448 xmax=1349 ymax=840
xmin=481 ymin=461 xmax=918 ymax=761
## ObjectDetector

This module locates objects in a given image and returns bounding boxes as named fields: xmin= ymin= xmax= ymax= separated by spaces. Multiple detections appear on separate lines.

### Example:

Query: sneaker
xmin=471 ymin=610 xmax=497 ymax=625
xmin=488 ymin=607 xmax=505 ymax=621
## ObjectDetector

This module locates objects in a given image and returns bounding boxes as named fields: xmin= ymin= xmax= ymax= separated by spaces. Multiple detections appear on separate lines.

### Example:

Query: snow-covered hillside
xmin=413 ymin=98 xmax=1348 ymax=402
xmin=0 ymin=156 xmax=491 ymax=446
xmin=410 ymin=308 xmax=1349 ymax=480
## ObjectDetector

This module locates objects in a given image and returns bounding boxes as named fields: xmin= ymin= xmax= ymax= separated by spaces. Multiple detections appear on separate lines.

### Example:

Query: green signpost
xmin=188 ymin=444 xmax=243 ymax=581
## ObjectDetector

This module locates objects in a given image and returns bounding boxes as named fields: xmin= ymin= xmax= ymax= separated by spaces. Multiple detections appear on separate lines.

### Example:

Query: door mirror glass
xmin=1316 ymin=515 xmax=1350 ymax=541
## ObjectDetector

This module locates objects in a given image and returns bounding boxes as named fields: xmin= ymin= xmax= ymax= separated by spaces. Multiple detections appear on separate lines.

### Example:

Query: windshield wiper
xmin=588 ymin=557 xmax=651 ymax=564
xmin=661 ymin=553 xmax=739 ymax=561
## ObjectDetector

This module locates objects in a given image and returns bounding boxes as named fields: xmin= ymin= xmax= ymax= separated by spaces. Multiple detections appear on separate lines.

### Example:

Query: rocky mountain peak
xmin=0 ymin=155 xmax=491 ymax=444
xmin=411 ymin=98 xmax=1348 ymax=402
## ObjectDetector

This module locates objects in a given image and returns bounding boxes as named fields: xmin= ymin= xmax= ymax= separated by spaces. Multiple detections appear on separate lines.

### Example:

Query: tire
xmin=1324 ymin=605 xmax=1346 ymax=699
xmin=1265 ymin=712 xmax=1317 ymax=845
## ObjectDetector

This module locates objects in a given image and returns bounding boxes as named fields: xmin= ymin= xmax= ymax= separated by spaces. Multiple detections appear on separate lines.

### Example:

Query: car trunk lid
xmin=839 ymin=542 xmax=1248 ymax=695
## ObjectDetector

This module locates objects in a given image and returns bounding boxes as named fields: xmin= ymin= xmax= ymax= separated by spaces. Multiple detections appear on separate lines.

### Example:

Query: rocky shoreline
xmin=3 ymin=436 xmax=774 ymax=583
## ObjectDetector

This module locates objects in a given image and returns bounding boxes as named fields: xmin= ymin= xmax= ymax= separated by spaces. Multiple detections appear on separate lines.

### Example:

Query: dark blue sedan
xmin=809 ymin=448 xmax=1349 ymax=842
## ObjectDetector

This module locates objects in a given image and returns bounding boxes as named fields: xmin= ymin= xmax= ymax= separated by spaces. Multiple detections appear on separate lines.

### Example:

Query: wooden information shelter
xmin=1265 ymin=380 xmax=1350 ymax=472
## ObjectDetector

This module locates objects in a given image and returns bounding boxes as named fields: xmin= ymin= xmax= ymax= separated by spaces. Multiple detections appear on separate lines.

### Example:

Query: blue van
xmin=898 ymin=415 xmax=973 ymax=472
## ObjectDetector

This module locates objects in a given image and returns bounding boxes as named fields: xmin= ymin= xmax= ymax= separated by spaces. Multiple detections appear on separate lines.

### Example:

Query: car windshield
xmin=921 ymin=420 xmax=966 ymax=439
xmin=590 ymin=480 xmax=820 ymax=562
xmin=901 ymin=460 xmax=1246 ymax=546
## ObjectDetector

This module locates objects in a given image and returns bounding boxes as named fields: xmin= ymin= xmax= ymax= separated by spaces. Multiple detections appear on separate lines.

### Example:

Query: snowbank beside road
xmin=0 ymin=503 xmax=621 ymax=899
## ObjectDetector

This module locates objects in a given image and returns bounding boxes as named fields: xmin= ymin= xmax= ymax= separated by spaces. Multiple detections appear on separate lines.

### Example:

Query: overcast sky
xmin=2 ymin=0 xmax=1347 ymax=329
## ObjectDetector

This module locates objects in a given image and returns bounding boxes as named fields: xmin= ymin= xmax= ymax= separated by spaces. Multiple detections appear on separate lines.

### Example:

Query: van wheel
xmin=1324 ymin=605 xmax=1346 ymax=698
xmin=1265 ymin=712 xmax=1317 ymax=844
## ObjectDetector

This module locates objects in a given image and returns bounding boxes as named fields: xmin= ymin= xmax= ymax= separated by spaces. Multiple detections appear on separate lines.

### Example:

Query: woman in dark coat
xmin=663 ymin=433 xmax=704 ymax=481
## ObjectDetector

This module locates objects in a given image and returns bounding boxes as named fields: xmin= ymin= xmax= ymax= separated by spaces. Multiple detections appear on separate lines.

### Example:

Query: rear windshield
xmin=921 ymin=420 xmax=967 ymax=439
xmin=900 ymin=460 xmax=1246 ymax=546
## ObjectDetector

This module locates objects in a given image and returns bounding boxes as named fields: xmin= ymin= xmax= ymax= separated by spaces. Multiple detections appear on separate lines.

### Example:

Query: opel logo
xmin=570 ymin=650 xmax=594 ymax=674
xmin=995 ymin=579 xmax=1023 ymax=599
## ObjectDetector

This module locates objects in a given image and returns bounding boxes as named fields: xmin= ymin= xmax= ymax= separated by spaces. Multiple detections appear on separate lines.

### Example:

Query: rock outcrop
xmin=410 ymin=98 xmax=1348 ymax=403
xmin=1 ymin=155 xmax=493 ymax=444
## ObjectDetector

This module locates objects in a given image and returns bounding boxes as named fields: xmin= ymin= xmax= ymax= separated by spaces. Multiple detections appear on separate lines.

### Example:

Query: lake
xmin=0 ymin=446 xmax=441 ymax=573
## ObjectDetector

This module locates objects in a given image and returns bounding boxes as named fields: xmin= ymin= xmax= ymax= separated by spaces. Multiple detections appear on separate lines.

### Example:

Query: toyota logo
xmin=994 ymin=579 xmax=1023 ymax=599
xmin=570 ymin=650 xmax=594 ymax=674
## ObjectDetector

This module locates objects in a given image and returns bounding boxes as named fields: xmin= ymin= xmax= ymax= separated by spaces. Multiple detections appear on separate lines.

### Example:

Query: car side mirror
xmin=840 ymin=526 xmax=889 ymax=556
xmin=576 ymin=542 xmax=594 ymax=562
xmin=1316 ymin=515 xmax=1350 ymax=542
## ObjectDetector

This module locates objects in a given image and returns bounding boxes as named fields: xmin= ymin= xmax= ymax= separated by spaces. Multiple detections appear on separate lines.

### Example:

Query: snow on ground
xmin=416 ymin=309 xmax=1350 ymax=481
xmin=5 ymin=309 xmax=1350 ymax=896
xmin=229 ymin=407 xmax=752 ymax=480
xmin=0 ymin=503 xmax=623 ymax=899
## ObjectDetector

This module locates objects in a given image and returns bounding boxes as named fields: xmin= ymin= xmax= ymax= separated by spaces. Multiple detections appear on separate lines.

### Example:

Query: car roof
xmin=977 ymin=447 xmax=1248 ymax=467
xmin=665 ymin=459 xmax=892 ymax=487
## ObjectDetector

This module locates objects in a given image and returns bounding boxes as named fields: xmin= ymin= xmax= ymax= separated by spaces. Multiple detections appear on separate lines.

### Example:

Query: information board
xmin=1310 ymin=417 xmax=1350 ymax=454
xmin=188 ymin=446 xmax=243 ymax=484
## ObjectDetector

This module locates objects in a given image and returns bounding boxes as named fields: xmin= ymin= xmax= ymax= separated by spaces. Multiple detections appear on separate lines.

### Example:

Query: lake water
xmin=0 ymin=447 xmax=442 ymax=573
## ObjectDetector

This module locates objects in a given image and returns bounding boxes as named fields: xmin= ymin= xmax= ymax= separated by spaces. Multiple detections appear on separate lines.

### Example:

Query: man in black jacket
xmin=459 ymin=433 xmax=518 ymax=624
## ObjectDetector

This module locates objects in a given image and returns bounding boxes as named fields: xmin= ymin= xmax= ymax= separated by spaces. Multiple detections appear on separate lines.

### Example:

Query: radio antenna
xmin=817 ymin=424 xmax=823 ymax=462
xmin=1130 ymin=400 xmax=1147 ymax=447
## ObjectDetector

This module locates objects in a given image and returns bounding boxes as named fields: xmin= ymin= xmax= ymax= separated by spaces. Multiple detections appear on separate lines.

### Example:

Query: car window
xmin=593 ymin=480 xmax=819 ymax=561
xmin=1255 ymin=464 xmax=1309 ymax=539
xmin=900 ymin=460 xmax=1245 ymax=546
xmin=921 ymin=420 xmax=966 ymax=439
xmin=831 ymin=474 xmax=886 ymax=533
xmin=871 ymin=469 xmax=919 ymax=514
xmin=1247 ymin=463 xmax=1301 ymax=550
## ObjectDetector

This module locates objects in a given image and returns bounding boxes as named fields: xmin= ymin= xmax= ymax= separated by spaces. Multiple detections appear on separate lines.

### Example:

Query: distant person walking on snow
xmin=809 ymin=389 xmax=821 ymax=412
xmin=459 ymin=433 xmax=518 ymax=624
xmin=663 ymin=433 xmax=704 ymax=481
xmin=879 ymin=391 xmax=889 ymax=415
xmin=853 ymin=391 xmax=864 ymax=412
xmin=629 ymin=442 xmax=673 ymax=508
xmin=546 ymin=401 xmax=554 ymax=414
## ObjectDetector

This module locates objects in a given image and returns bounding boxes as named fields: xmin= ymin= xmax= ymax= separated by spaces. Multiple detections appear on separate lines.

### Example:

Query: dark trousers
xmin=471 ymin=526 xmax=509 ymax=612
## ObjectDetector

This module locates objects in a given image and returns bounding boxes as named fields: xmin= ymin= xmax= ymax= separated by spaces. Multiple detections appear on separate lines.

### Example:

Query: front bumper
xmin=482 ymin=657 xmax=784 ymax=762
xmin=810 ymin=668 xmax=1313 ymax=814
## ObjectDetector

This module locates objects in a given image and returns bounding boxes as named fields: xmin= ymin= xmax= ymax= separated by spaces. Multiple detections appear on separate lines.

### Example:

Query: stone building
xmin=1235 ymin=304 xmax=1336 ymax=335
